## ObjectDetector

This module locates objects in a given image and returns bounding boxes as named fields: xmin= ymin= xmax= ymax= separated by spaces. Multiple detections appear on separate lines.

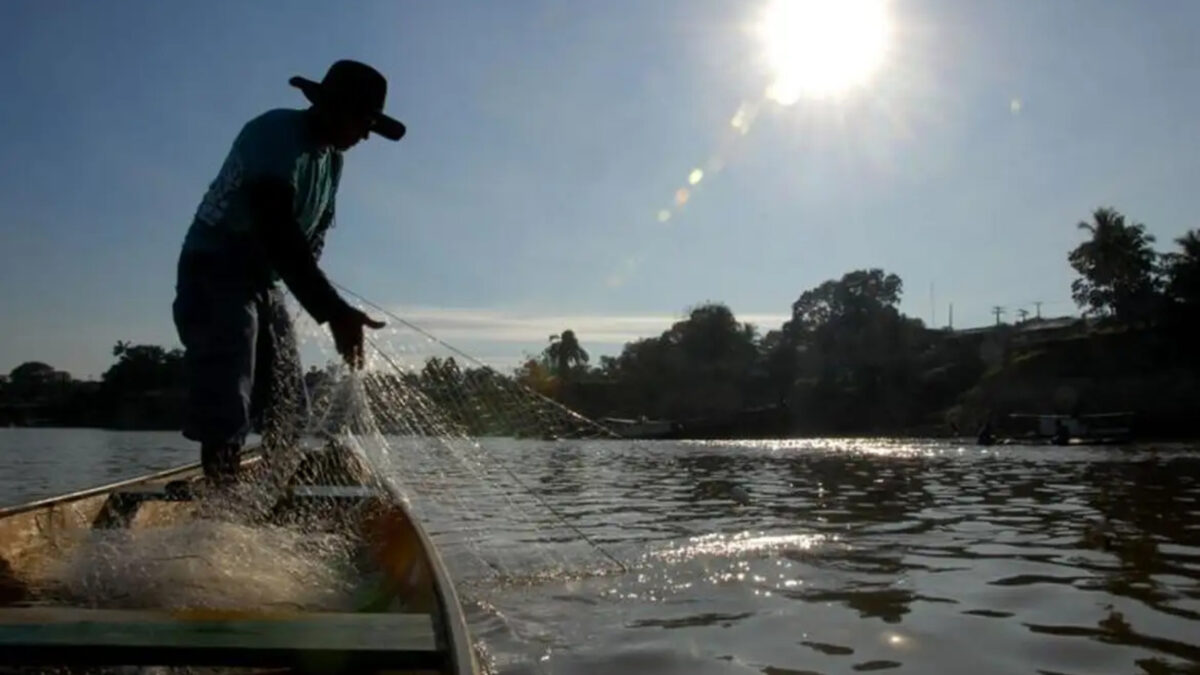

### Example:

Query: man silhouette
xmin=173 ymin=61 xmax=401 ymax=482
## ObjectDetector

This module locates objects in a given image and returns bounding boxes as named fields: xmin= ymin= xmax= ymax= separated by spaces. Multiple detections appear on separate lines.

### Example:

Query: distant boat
xmin=598 ymin=417 xmax=678 ymax=439
xmin=999 ymin=412 xmax=1136 ymax=446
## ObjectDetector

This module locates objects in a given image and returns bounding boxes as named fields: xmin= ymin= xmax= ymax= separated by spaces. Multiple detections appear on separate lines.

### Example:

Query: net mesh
xmin=14 ymin=292 xmax=628 ymax=674
xmin=293 ymin=293 xmax=628 ymax=589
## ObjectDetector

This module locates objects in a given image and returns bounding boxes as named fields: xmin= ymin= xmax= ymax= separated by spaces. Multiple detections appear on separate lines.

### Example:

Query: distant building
xmin=940 ymin=316 xmax=1087 ymax=345
xmin=1011 ymin=317 xmax=1087 ymax=345
xmin=941 ymin=325 xmax=997 ymax=340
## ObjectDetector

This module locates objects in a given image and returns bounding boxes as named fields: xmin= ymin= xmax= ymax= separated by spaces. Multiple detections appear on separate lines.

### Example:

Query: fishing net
xmin=290 ymin=288 xmax=628 ymax=590
xmin=14 ymin=291 xmax=627 ymax=675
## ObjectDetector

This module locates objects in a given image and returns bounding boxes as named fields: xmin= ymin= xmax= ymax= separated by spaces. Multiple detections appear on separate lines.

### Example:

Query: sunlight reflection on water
xmin=3 ymin=431 xmax=1200 ymax=675
xmin=651 ymin=531 xmax=829 ymax=563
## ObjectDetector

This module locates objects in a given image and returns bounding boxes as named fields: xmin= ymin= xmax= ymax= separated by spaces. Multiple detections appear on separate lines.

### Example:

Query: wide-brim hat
xmin=289 ymin=60 xmax=406 ymax=141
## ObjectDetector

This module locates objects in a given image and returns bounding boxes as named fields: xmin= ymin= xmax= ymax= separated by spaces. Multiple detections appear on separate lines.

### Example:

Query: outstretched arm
xmin=247 ymin=177 xmax=347 ymax=324
xmin=246 ymin=178 xmax=384 ymax=367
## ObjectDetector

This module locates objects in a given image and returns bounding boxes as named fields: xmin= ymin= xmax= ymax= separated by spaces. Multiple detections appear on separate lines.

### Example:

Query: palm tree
xmin=544 ymin=330 xmax=589 ymax=378
xmin=1067 ymin=207 xmax=1159 ymax=322
xmin=1165 ymin=229 xmax=1200 ymax=307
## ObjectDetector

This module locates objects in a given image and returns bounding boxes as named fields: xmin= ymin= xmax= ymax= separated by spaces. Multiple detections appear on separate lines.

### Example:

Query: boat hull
xmin=0 ymin=445 xmax=480 ymax=674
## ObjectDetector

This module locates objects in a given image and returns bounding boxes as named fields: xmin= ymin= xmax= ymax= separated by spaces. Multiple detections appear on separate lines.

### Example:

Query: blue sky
xmin=3 ymin=0 xmax=1200 ymax=379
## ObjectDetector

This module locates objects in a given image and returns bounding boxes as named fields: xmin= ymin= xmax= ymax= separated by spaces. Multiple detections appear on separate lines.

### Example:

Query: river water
xmin=2 ymin=429 xmax=1199 ymax=674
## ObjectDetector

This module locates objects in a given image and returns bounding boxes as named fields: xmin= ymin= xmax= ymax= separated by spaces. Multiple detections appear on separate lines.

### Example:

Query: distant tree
xmin=602 ymin=303 xmax=758 ymax=419
xmin=514 ymin=358 xmax=557 ymax=397
xmin=101 ymin=344 xmax=184 ymax=394
xmin=1164 ymin=229 xmax=1200 ymax=309
xmin=1068 ymin=207 xmax=1160 ymax=323
xmin=543 ymin=330 xmax=589 ymax=378
xmin=786 ymin=268 xmax=903 ymax=338
xmin=7 ymin=362 xmax=60 ymax=400
xmin=780 ymin=269 xmax=928 ymax=431
xmin=597 ymin=355 xmax=619 ymax=376
xmin=757 ymin=329 xmax=796 ymax=405
xmin=667 ymin=304 xmax=757 ymax=366
xmin=9 ymin=362 xmax=55 ymax=385
xmin=419 ymin=356 xmax=463 ymax=393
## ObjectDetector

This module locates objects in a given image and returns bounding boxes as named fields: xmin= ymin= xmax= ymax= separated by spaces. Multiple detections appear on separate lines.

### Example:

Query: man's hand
xmin=330 ymin=306 xmax=387 ymax=369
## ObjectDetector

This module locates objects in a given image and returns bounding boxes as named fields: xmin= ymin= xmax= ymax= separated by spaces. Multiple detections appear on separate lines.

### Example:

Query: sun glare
xmin=759 ymin=0 xmax=892 ymax=104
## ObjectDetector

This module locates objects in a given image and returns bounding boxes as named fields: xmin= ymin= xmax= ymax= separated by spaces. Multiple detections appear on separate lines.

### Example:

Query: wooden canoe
xmin=0 ymin=442 xmax=481 ymax=674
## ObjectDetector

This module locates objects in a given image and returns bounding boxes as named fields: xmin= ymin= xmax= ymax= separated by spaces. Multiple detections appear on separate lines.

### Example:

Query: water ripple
xmin=4 ymin=431 xmax=1200 ymax=674
xmin=434 ymin=439 xmax=1200 ymax=674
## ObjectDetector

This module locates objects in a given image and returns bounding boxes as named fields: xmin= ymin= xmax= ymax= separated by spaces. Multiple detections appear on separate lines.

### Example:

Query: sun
xmin=758 ymin=0 xmax=892 ymax=104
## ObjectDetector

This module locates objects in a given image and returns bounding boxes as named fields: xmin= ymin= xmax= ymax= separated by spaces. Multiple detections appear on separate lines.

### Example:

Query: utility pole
xmin=1017 ymin=308 xmax=1030 ymax=323
xmin=992 ymin=305 xmax=1005 ymax=326
xmin=1033 ymin=301 xmax=1043 ymax=319
xmin=948 ymin=303 xmax=954 ymax=330
xmin=930 ymin=282 xmax=936 ymax=328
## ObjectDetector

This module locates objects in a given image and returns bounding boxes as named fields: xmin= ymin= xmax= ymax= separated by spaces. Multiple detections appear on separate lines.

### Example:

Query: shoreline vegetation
xmin=4 ymin=207 xmax=1200 ymax=442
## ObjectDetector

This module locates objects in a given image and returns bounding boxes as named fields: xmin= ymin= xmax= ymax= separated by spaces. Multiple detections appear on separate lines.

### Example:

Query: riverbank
xmin=6 ymin=323 xmax=1200 ymax=442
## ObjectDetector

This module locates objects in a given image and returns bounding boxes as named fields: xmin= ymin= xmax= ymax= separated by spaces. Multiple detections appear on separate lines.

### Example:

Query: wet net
xmin=292 ymin=287 xmax=627 ymax=587
xmin=10 ymin=290 xmax=629 ymax=674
